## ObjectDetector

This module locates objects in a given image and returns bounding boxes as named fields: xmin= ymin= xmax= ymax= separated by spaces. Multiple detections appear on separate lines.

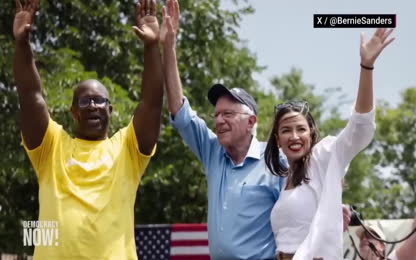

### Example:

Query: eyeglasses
xmin=274 ymin=101 xmax=309 ymax=114
xmin=77 ymin=97 xmax=110 ymax=108
xmin=213 ymin=110 xmax=251 ymax=119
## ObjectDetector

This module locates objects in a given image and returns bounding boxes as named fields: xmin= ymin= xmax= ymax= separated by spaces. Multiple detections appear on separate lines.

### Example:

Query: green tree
xmin=372 ymin=88 xmax=416 ymax=218
xmin=340 ymin=88 xmax=416 ymax=220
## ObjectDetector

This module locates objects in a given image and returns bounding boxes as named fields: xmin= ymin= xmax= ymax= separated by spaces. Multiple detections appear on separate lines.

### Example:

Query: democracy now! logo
xmin=23 ymin=220 xmax=59 ymax=246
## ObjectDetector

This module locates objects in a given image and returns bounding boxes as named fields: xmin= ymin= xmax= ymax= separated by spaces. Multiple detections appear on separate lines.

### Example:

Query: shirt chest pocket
xmin=238 ymin=185 xmax=276 ymax=218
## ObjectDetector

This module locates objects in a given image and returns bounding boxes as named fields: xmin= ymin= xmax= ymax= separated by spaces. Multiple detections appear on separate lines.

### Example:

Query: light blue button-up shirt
xmin=171 ymin=98 xmax=284 ymax=260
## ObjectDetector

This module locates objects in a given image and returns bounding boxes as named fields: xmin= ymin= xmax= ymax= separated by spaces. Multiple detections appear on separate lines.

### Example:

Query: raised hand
xmin=133 ymin=0 xmax=160 ymax=46
xmin=360 ymin=28 xmax=395 ymax=67
xmin=13 ymin=0 xmax=39 ymax=43
xmin=160 ymin=0 xmax=180 ymax=47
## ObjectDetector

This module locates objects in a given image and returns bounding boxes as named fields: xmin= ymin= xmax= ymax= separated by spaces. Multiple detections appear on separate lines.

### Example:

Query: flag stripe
xmin=171 ymin=231 xmax=208 ymax=240
xmin=171 ymin=240 xmax=209 ymax=246
xmin=171 ymin=246 xmax=210 ymax=255
xmin=171 ymin=224 xmax=208 ymax=232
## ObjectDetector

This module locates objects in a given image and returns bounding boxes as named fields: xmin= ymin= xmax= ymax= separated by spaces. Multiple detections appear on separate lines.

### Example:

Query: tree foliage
xmin=372 ymin=89 xmax=416 ymax=217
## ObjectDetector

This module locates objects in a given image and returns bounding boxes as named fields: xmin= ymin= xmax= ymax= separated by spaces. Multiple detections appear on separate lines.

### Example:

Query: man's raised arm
xmin=13 ymin=0 xmax=48 ymax=150
xmin=132 ymin=0 xmax=164 ymax=155
xmin=160 ymin=0 xmax=182 ymax=116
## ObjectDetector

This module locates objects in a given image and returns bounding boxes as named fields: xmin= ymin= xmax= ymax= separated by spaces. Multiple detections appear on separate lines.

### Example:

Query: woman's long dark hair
xmin=264 ymin=102 xmax=320 ymax=187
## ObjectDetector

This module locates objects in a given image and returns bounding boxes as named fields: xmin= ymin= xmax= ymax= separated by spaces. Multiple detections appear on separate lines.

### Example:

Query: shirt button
xmin=220 ymin=227 xmax=224 ymax=231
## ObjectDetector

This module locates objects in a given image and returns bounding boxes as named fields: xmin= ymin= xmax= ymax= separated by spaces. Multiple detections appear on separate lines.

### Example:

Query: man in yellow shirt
xmin=13 ymin=0 xmax=163 ymax=259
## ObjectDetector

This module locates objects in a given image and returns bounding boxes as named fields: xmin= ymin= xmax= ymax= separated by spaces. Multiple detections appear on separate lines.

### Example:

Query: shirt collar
xmin=223 ymin=136 xmax=261 ymax=165
xmin=246 ymin=136 xmax=261 ymax=160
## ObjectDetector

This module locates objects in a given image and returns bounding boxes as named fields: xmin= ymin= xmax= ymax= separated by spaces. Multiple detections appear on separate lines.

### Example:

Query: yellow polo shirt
xmin=23 ymin=118 xmax=154 ymax=260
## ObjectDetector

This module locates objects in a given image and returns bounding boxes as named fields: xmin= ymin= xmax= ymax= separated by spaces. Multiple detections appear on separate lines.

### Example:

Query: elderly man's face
xmin=71 ymin=80 xmax=112 ymax=140
xmin=214 ymin=96 xmax=255 ymax=150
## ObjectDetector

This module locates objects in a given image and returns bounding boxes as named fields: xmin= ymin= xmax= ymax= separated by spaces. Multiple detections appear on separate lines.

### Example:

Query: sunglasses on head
xmin=274 ymin=101 xmax=309 ymax=114
xmin=77 ymin=97 xmax=110 ymax=108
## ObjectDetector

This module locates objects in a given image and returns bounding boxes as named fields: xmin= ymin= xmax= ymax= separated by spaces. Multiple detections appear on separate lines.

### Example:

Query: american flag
xmin=135 ymin=224 xmax=210 ymax=260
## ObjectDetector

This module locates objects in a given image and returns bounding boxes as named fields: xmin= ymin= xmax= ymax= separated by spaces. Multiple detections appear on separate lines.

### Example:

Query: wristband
xmin=360 ymin=63 xmax=374 ymax=70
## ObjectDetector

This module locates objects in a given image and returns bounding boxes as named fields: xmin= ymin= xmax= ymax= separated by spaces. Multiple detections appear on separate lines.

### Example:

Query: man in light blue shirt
xmin=161 ymin=1 xmax=284 ymax=259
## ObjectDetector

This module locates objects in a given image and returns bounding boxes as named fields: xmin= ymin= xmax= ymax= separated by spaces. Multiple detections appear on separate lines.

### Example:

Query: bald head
xmin=72 ymin=79 xmax=109 ymax=105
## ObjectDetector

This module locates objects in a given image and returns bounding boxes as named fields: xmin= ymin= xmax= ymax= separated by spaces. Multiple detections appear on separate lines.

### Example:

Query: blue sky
xmin=221 ymin=0 xmax=415 ymax=115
